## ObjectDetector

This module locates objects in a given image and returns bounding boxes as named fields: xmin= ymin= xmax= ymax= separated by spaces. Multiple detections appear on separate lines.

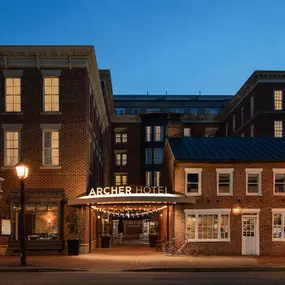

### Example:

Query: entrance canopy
xmin=68 ymin=193 xmax=196 ymax=206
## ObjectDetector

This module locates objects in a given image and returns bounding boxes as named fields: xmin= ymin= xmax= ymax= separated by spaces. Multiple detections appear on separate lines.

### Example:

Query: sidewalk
xmin=1 ymin=245 xmax=285 ymax=271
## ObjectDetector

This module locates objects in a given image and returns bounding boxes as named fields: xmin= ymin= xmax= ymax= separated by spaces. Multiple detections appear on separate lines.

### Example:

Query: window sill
xmin=217 ymin=193 xmax=233 ymax=196
xmin=40 ymin=166 xmax=62 ymax=170
xmin=272 ymin=238 xmax=285 ymax=242
xmin=246 ymin=193 xmax=262 ymax=196
xmin=187 ymin=239 xmax=230 ymax=242
xmin=40 ymin=111 xmax=62 ymax=116
xmin=274 ymin=193 xmax=285 ymax=196
xmin=1 ymin=166 xmax=14 ymax=170
xmin=2 ymin=112 xmax=24 ymax=116
xmin=185 ymin=193 xmax=201 ymax=196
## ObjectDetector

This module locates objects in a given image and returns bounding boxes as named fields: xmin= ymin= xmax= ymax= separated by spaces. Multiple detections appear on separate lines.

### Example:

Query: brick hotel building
xmin=0 ymin=46 xmax=285 ymax=256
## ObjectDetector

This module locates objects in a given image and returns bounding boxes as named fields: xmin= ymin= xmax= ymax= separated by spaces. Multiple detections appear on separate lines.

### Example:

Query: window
xmin=250 ymin=96 xmax=254 ymax=117
xmin=145 ymin=148 xmax=152 ymax=164
xmin=205 ymin=128 xmax=218 ymax=137
xmin=12 ymin=202 xmax=58 ymax=240
xmin=115 ymin=133 xmax=127 ymax=143
xmin=5 ymin=78 xmax=21 ymax=112
xmin=145 ymin=171 xmax=152 ymax=186
xmin=115 ymin=174 xmax=128 ymax=186
xmin=205 ymin=108 xmax=219 ymax=115
xmin=225 ymin=123 xmax=228 ymax=137
xmin=250 ymin=124 xmax=254 ymax=137
xmin=191 ymin=109 xmax=198 ymax=115
xmin=216 ymin=169 xmax=234 ymax=195
xmin=274 ymin=121 xmax=283 ymax=137
xmin=185 ymin=168 xmax=202 ymax=196
xmin=146 ymin=126 xmax=152 ymax=142
xmin=154 ymin=171 xmax=161 ymax=186
xmin=170 ymin=109 xmax=184 ymax=113
xmin=154 ymin=126 xmax=164 ymax=142
xmin=115 ymin=108 xmax=125 ymax=115
xmin=145 ymin=171 xmax=161 ymax=186
xmin=185 ymin=209 xmax=230 ymax=241
xmin=241 ymin=106 xmax=244 ymax=126
xmin=274 ymin=90 xmax=283 ymax=110
xmin=4 ymin=131 xmax=20 ymax=166
xmin=272 ymin=209 xmax=285 ymax=240
xmin=246 ymin=168 xmax=262 ymax=195
xmin=273 ymin=169 xmax=285 ymax=195
xmin=44 ymin=77 xmax=59 ymax=111
xmin=147 ymin=109 xmax=160 ymax=113
xmin=154 ymin=148 xmax=164 ymax=164
xmin=115 ymin=153 xmax=127 ymax=166
xmin=233 ymin=115 xmax=236 ymax=132
xmin=132 ymin=109 xmax=140 ymax=114
xmin=184 ymin=128 xmax=191 ymax=137
xmin=43 ymin=131 xmax=59 ymax=166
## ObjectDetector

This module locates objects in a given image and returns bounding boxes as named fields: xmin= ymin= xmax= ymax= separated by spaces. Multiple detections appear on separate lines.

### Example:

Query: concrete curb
xmin=126 ymin=267 xmax=285 ymax=272
xmin=0 ymin=267 xmax=86 ymax=272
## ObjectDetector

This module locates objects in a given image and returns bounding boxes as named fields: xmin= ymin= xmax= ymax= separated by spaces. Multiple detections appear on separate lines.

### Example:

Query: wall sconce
xmin=97 ymin=215 xmax=100 ymax=219
xmin=232 ymin=206 xmax=241 ymax=215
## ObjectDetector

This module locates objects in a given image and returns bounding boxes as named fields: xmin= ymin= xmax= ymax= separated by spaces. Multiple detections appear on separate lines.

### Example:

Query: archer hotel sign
xmin=88 ymin=185 xmax=168 ymax=196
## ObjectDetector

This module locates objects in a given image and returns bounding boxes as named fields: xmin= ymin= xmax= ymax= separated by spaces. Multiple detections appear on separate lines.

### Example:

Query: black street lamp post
xmin=15 ymin=161 xmax=29 ymax=266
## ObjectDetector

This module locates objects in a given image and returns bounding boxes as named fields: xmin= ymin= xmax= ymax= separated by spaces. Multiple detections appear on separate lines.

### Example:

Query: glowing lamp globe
xmin=15 ymin=162 xmax=29 ymax=180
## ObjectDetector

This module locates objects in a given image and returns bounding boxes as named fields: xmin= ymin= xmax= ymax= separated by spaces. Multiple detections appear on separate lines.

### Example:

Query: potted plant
xmin=65 ymin=210 xmax=81 ymax=255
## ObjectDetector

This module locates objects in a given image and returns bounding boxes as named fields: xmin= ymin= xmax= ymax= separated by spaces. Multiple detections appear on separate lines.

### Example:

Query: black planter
xmin=101 ymin=236 xmax=111 ymax=248
xmin=149 ymin=234 xmax=159 ymax=248
xmin=67 ymin=239 xmax=80 ymax=255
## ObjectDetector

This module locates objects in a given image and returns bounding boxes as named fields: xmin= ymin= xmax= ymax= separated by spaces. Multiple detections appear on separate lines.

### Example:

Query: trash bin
xmin=101 ymin=235 xmax=111 ymax=248
xmin=149 ymin=234 xmax=159 ymax=248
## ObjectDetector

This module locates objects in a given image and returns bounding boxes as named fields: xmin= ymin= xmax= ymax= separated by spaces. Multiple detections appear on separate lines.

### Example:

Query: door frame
xmin=241 ymin=209 xmax=260 ymax=256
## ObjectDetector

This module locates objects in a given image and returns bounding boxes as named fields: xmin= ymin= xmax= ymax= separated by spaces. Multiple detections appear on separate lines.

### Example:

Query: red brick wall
xmin=171 ymin=161 xmax=285 ymax=255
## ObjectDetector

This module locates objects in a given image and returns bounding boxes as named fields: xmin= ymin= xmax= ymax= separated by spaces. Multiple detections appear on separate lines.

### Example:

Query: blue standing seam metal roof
xmin=167 ymin=137 xmax=285 ymax=162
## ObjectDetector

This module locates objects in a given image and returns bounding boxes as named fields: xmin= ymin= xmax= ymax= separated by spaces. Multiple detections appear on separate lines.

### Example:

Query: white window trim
xmin=272 ymin=209 xmax=285 ymax=241
xmin=184 ymin=168 xmax=202 ymax=196
xmin=216 ymin=168 xmax=234 ymax=196
xmin=245 ymin=168 xmax=263 ymax=196
xmin=273 ymin=169 xmax=285 ymax=196
xmin=184 ymin=209 xmax=231 ymax=242
xmin=42 ymin=131 xmax=59 ymax=166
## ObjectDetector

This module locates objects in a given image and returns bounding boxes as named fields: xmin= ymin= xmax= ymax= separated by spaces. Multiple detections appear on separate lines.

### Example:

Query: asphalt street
xmin=1 ymin=271 xmax=285 ymax=285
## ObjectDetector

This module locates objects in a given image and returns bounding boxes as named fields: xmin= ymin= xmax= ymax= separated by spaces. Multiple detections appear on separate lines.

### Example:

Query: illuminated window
xmin=115 ymin=133 xmax=127 ymax=143
xmin=145 ymin=171 xmax=152 ymax=186
xmin=184 ymin=128 xmax=191 ymax=137
xmin=44 ymin=77 xmax=59 ymax=111
xmin=241 ymin=106 xmax=244 ymax=126
xmin=274 ymin=121 xmax=283 ymax=137
xmin=274 ymin=169 xmax=285 ymax=195
xmin=146 ymin=126 xmax=152 ymax=142
xmin=185 ymin=209 xmax=230 ymax=241
xmin=115 ymin=174 xmax=127 ymax=186
xmin=205 ymin=108 xmax=219 ymax=115
xmin=185 ymin=168 xmax=202 ymax=196
xmin=43 ymin=131 xmax=59 ymax=166
xmin=233 ymin=115 xmax=236 ymax=132
xmin=5 ymin=78 xmax=21 ymax=112
xmin=145 ymin=148 xmax=152 ymax=164
xmin=274 ymin=90 xmax=283 ymax=110
xmin=153 ymin=148 xmax=164 ymax=164
xmin=154 ymin=126 xmax=164 ymax=141
xmin=4 ymin=131 xmax=19 ymax=166
xmin=216 ymin=169 xmax=234 ymax=195
xmin=147 ymin=109 xmax=160 ymax=113
xmin=250 ymin=124 xmax=254 ymax=137
xmin=116 ymin=153 xmax=127 ymax=166
xmin=250 ymin=96 xmax=254 ymax=117
xmin=154 ymin=171 xmax=161 ymax=186
xmin=246 ymin=168 xmax=262 ymax=195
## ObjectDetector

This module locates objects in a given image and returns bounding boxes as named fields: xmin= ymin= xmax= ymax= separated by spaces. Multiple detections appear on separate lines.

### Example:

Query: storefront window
xmin=12 ymin=202 xmax=58 ymax=240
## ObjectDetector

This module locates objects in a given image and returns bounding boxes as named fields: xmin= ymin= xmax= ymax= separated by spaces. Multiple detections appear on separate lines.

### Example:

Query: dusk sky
xmin=1 ymin=0 xmax=284 ymax=95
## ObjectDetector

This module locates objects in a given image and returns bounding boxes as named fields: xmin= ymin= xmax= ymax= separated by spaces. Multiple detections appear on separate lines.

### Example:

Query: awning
xmin=68 ymin=193 xmax=196 ymax=206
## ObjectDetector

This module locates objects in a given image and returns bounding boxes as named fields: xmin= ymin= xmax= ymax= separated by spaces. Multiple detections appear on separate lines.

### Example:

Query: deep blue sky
xmin=1 ymin=0 xmax=284 ymax=95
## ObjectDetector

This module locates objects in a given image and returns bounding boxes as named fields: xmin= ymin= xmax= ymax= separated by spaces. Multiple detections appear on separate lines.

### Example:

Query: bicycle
xmin=163 ymin=237 xmax=198 ymax=256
